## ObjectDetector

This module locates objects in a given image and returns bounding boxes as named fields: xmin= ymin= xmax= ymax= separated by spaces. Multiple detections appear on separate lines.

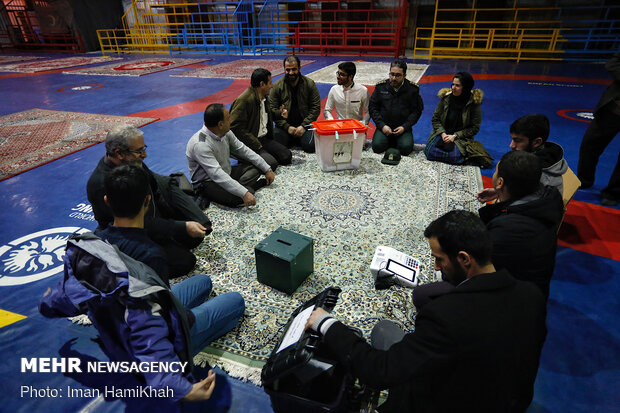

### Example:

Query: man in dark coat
xmin=230 ymin=68 xmax=292 ymax=171
xmin=268 ymin=55 xmax=321 ymax=153
xmin=578 ymin=50 xmax=620 ymax=206
xmin=86 ymin=126 xmax=212 ymax=278
xmin=479 ymin=150 xmax=565 ymax=300
xmin=415 ymin=150 xmax=564 ymax=308
xmin=369 ymin=59 xmax=424 ymax=156
xmin=306 ymin=210 xmax=547 ymax=413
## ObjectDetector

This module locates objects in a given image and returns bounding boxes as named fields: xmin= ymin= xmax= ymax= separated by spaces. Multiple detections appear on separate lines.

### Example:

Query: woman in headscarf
xmin=424 ymin=72 xmax=492 ymax=168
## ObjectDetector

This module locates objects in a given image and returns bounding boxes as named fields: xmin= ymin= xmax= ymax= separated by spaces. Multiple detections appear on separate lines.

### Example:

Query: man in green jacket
xmin=230 ymin=68 xmax=292 ymax=171
xmin=268 ymin=55 xmax=321 ymax=153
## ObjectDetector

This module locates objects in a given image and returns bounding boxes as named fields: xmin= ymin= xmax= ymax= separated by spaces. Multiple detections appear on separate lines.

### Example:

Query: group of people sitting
xmin=39 ymin=55 xmax=570 ymax=412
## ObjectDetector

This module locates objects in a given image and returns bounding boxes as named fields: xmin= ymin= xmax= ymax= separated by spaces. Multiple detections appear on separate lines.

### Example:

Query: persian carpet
xmin=0 ymin=56 xmax=44 ymax=65
xmin=66 ymin=58 xmax=211 ymax=77
xmin=171 ymin=58 xmax=315 ymax=79
xmin=191 ymin=150 xmax=482 ymax=383
xmin=0 ymin=56 xmax=122 ymax=73
xmin=0 ymin=109 xmax=157 ymax=181
xmin=306 ymin=62 xmax=429 ymax=85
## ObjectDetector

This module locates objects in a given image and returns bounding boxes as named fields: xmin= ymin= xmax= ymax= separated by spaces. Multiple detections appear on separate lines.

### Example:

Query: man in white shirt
xmin=324 ymin=61 xmax=370 ymax=125
xmin=187 ymin=103 xmax=275 ymax=208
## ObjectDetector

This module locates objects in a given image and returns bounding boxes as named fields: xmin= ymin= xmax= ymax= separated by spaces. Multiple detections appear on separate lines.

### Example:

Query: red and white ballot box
xmin=311 ymin=119 xmax=368 ymax=172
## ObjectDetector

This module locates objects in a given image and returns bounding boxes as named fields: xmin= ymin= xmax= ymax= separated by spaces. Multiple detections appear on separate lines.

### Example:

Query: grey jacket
xmin=186 ymin=126 xmax=270 ymax=198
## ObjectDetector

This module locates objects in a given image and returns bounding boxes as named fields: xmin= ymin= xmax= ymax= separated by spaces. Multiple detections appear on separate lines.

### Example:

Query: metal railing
xmin=413 ymin=0 xmax=618 ymax=62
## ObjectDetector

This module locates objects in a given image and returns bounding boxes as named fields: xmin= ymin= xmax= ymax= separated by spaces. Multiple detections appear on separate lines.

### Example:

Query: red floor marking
xmin=558 ymin=202 xmax=620 ymax=261
xmin=481 ymin=176 xmax=620 ymax=261
xmin=127 ymin=79 xmax=248 ymax=121
xmin=556 ymin=109 xmax=592 ymax=123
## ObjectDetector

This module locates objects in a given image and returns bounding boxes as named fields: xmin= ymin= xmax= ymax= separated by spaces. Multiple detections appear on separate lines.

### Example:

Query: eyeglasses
xmin=336 ymin=71 xmax=349 ymax=77
xmin=128 ymin=145 xmax=147 ymax=155
xmin=389 ymin=72 xmax=404 ymax=78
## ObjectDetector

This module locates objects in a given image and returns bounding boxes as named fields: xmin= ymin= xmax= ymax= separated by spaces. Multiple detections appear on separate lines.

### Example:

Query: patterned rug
xmin=0 ymin=56 xmax=122 ymax=73
xmin=0 ymin=56 xmax=44 ymax=65
xmin=66 ymin=58 xmax=211 ymax=76
xmin=306 ymin=61 xmax=429 ymax=85
xmin=172 ymin=58 xmax=315 ymax=79
xmin=0 ymin=109 xmax=157 ymax=181
xmin=191 ymin=149 xmax=482 ymax=383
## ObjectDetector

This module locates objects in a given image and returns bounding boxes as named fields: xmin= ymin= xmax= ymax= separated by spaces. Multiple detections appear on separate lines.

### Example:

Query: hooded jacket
xmin=479 ymin=185 xmax=565 ymax=300
xmin=427 ymin=88 xmax=492 ymax=168
xmin=533 ymin=141 xmax=568 ymax=195
xmin=39 ymin=233 xmax=195 ymax=407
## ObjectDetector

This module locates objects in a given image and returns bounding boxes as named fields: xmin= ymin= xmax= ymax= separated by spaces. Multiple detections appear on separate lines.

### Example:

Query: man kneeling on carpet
xmin=305 ymin=210 xmax=546 ymax=413
xmin=87 ymin=125 xmax=211 ymax=279
xmin=42 ymin=164 xmax=245 ymax=411
xmin=187 ymin=103 xmax=275 ymax=208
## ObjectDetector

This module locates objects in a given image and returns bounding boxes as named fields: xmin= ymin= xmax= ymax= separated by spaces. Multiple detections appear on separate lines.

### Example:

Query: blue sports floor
xmin=0 ymin=53 xmax=618 ymax=412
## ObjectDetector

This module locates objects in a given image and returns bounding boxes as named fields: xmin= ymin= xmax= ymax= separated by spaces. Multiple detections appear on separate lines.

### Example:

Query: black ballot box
xmin=255 ymin=227 xmax=314 ymax=294
xmin=261 ymin=287 xmax=358 ymax=413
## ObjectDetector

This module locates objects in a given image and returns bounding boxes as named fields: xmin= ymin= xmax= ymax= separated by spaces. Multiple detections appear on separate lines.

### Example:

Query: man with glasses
xmin=269 ymin=55 xmax=321 ymax=153
xmin=87 ymin=126 xmax=212 ymax=279
xmin=369 ymin=60 xmax=424 ymax=156
xmin=324 ymin=61 xmax=370 ymax=125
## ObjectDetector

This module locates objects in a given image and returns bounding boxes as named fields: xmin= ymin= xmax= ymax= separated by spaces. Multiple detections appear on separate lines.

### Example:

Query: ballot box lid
xmin=312 ymin=119 xmax=367 ymax=136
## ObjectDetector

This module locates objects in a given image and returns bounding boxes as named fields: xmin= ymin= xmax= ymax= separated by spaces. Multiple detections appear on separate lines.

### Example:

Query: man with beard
xmin=477 ymin=113 xmax=568 ymax=203
xmin=323 ymin=61 xmax=370 ymax=125
xmin=87 ymin=126 xmax=212 ymax=278
xmin=369 ymin=59 xmax=424 ymax=156
xmin=230 ymin=68 xmax=292 ymax=171
xmin=305 ymin=210 xmax=546 ymax=413
xmin=269 ymin=55 xmax=321 ymax=153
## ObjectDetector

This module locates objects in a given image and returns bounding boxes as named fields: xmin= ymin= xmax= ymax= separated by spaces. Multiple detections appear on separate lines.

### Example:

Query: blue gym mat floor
xmin=0 ymin=53 xmax=618 ymax=413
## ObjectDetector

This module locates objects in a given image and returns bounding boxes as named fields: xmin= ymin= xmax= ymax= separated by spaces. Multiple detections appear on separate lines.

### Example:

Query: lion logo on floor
xmin=0 ymin=227 xmax=89 ymax=286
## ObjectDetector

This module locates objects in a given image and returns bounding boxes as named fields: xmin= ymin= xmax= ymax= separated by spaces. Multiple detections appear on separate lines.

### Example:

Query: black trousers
xmin=273 ymin=126 xmax=315 ymax=153
xmin=578 ymin=105 xmax=620 ymax=198
xmin=197 ymin=162 xmax=262 ymax=208
xmin=152 ymin=174 xmax=212 ymax=278
xmin=257 ymin=138 xmax=292 ymax=171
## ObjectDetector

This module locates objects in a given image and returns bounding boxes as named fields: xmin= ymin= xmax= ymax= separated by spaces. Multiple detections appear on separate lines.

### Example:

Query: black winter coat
xmin=479 ymin=185 xmax=564 ymax=300
xmin=323 ymin=270 xmax=547 ymax=413
xmin=369 ymin=79 xmax=424 ymax=132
